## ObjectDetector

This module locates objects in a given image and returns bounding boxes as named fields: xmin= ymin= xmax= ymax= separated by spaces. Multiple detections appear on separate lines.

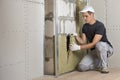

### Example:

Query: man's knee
xmin=78 ymin=64 xmax=89 ymax=71
xmin=96 ymin=42 xmax=107 ymax=51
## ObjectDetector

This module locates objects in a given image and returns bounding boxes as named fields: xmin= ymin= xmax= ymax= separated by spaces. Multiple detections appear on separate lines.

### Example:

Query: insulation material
xmin=76 ymin=0 xmax=87 ymax=33
xmin=58 ymin=34 xmax=86 ymax=74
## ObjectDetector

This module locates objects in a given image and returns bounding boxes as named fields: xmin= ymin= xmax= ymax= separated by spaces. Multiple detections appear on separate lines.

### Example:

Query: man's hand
xmin=72 ymin=32 xmax=78 ymax=36
xmin=69 ymin=44 xmax=81 ymax=51
xmin=70 ymin=32 xmax=77 ymax=36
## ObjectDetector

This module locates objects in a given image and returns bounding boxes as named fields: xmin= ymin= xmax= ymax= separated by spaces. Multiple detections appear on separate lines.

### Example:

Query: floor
xmin=34 ymin=68 xmax=120 ymax=80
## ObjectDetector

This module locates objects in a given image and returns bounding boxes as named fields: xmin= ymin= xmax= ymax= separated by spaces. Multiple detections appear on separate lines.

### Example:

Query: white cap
xmin=80 ymin=6 xmax=95 ymax=13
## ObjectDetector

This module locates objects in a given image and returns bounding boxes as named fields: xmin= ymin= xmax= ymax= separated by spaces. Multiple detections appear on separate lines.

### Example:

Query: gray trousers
xmin=78 ymin=41 xmax=113 ymax=71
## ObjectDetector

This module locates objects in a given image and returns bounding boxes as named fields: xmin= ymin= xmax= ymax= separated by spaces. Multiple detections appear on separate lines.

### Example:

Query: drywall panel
xmin=0 ymin=0 xmax=44 ymax=80
xmin=89 ymin=0 xmax=106 ymax=25
xmin=107 ymin=0 xmax=120 ymax=26
xmin=106 ymin=0 xmax=120 ymax=68
xmin=29 ymin=31 xmax=44 ymax=79
xmin=0 ymin=0 xmax=25 ymax=31
xmin=90 ymin=0 xmax=120 ymax=68
xmin=0 ymin=32 xmax=25 ymax=67
xmin=24 ymin=0 xmax=44 ymax=31
xmin=0 ymin=1 xmax=26 ymax=80
xmin=24 ymin=0 xmax=44 ymax=79
xmin=0 ymin=32 xmax=25 ymax=80
xmin=107 ymin=30 xmax=120 ymax=67
xmin=0 ymin=63 xmax=25 ymax=80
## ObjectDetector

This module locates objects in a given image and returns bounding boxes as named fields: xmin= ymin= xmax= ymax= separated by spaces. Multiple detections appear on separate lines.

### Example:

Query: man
xmin=69 ymin=6 xmax=113 ymax=73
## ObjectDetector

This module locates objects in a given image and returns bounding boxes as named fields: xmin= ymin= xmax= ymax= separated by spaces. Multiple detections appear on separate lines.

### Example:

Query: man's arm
xmin=76 ymin=33 xmax=87 ymax=44
xmin=80 ymin=34 xmax=102 ymax=50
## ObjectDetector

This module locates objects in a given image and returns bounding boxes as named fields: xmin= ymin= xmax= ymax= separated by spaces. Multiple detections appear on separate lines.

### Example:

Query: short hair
xmin=87 ymin=11 xmax=94 ymax=15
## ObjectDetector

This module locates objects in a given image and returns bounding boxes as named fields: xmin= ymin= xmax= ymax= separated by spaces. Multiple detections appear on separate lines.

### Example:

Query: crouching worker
xmin=69 ymin=6 xmax=113 ymax=73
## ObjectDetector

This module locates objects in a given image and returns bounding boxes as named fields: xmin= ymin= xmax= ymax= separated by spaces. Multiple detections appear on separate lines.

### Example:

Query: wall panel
xmin=90 ymin=0 xmax=120 ymax=68
xmin=0 ymin=0 xmax=44 ymax=80
xmin=89 ymin=0 xmax=106 ymax=25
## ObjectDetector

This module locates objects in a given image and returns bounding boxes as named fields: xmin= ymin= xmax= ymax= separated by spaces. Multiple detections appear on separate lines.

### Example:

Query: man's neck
xmin=89 ymin=19 xmax=96 ymax=25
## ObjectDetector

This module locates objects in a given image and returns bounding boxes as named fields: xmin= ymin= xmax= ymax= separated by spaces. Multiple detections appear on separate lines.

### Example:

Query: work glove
xmin=69 ymin=44 xmax=81 ymax=51
xmin=72 ymin=32 xmax=78 ymax=36
xmin=69 ymin=32 xmax=77 ymax=36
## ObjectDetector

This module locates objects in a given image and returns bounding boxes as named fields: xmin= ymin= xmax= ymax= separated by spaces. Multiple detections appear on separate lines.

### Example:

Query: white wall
xmin=90 ymin=0 xmax=120 ymax=68
xmin=0 ymin=0 xmax=44 ymax=80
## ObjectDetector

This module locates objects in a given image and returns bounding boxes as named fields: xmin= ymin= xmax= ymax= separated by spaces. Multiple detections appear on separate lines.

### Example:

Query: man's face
xmin=82 ymin=12 xmax=94 ymax=24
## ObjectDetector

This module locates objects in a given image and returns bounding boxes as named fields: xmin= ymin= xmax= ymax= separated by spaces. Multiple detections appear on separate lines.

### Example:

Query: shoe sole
xmin=101 ymin=71 xmax=109 ymax=73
